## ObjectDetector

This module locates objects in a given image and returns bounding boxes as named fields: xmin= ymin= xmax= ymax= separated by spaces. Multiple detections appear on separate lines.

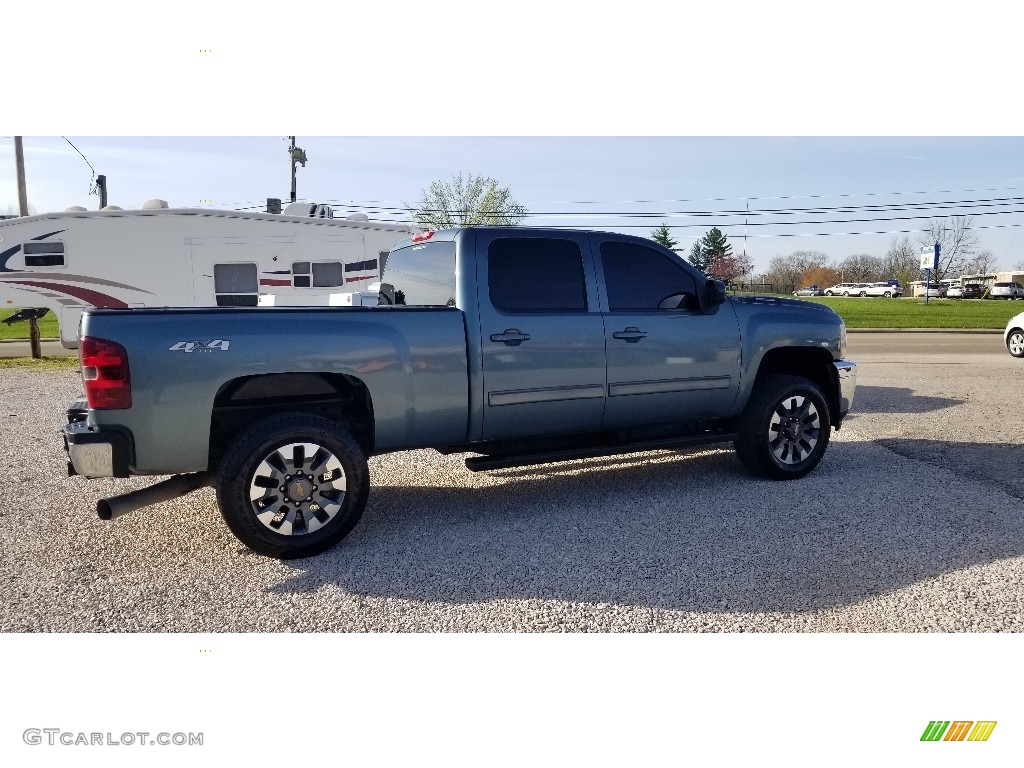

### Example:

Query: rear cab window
xmin=384 ymin=236 xmax=458 ymax=306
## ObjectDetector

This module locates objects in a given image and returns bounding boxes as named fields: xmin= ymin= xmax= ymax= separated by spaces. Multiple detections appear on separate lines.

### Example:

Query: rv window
xmin=291 ymin=262 xmax=311 ymax=287
xmin=214 ymin=263 xmax=258 ymax=306
xmin=312 ymin=262 xmax=344 ymax=288
xmin=23 ymin=241 xmax=65 ymax=267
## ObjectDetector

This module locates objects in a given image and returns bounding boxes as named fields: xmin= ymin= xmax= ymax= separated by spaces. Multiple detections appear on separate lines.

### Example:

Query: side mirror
xmin=704 ymin=279 xmax=727 ymax=309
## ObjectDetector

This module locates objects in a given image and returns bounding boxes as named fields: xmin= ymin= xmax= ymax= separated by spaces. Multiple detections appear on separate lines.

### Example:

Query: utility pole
xmin=288 ymin=136 xmax=307 ymax=203
xmin=96 ymin=174 xmax=107 ymax=209
xmin=14 ymin=136 xmax=29 ymax=217
xmin=14 ymin=137 xmax=42 ymax=359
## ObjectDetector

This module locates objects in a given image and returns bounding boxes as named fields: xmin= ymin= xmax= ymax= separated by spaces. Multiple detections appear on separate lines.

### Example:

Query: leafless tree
xmin=764 ymin=250 xmax=831 ymax=288
xmin=838 ymin=253 xmax=885 ymax=281
xmin=964 ymin=249 xmax=999 ymax=275
xmin=917 ymin=216 xmax=978 ymax=280
xmin=2 ymin=203 xmax=36 ymax=217
xmin=883 ymin=235 xmax=925 ymax=287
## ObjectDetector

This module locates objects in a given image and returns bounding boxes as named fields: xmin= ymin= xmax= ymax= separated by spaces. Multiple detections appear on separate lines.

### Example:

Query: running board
xmin=464 ymin=432 xmax=738 ymax=472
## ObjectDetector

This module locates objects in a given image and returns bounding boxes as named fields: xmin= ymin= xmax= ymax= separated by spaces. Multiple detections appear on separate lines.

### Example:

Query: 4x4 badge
xmin=168 ymin=340 xmax=230 ymax=353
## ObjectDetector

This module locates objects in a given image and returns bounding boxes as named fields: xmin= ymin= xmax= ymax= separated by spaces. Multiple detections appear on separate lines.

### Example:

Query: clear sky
xmin=4 ymin=136 xmax=1024 ymax=276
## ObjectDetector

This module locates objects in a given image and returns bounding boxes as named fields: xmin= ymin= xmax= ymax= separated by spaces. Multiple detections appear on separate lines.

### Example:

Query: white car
xmin=990 ymin=281 xmax=1024 ymax=300
xmin=823 ymin=283 xmax=867 ymax=296
xmin=921 ymin=283 xmax=942 ymax=298
xmin=1006 ymin=311 xmax=1024 ymax=357
xmin=860 ymin=282 xmax=903 ymax=298
xmin=945 ymin=284 xmax=963 ymax=298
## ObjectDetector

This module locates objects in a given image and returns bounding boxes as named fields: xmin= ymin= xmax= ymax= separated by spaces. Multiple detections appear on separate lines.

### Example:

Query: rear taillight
xmin=80 ymin=336 xmax=132 ymax=410
xmin=411 ymin=230 xmax=435 ymax=243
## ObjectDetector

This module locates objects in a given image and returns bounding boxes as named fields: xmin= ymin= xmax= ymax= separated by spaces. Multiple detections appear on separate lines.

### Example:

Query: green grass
xmin=801 ymin=297 xmax=1022 ymax=329
xmin=0 ymin=309 xmax=60 ymax=340
xmin=0 ymin=356 xmax=78 ymax=370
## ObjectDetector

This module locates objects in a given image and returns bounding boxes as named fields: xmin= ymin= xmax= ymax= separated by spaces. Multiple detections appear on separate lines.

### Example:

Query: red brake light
xmin=80 ymin=336 xmax=132 ymax=410
xmin=411 ymin=230 xmax=434 ymax=243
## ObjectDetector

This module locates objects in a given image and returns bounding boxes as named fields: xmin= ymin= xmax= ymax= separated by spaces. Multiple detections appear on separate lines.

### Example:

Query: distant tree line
xmin=751 ymin=215 xmax=1001 ymax=289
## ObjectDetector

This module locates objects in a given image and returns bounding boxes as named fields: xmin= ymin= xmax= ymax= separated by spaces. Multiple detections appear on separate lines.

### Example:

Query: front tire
xmin=216 ymin=413 xmax=370 ymax=558
xmin=1008 ymin=329 xmax=1024 ymax=358
xmin=735 ymin=375 xmax=832 ymax=480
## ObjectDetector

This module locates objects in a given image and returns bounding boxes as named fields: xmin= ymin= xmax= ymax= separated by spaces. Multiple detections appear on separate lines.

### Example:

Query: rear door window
xmin=488 ymin=237 xmax=587 ymax=312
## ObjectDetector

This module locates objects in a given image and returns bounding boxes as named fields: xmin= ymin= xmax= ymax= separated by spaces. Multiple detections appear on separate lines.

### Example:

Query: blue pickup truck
xmin=64 ymin=227 xmax=856 ymax=558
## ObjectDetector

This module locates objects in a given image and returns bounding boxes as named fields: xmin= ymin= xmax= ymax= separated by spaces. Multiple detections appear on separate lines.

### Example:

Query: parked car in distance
xmin=793 ymin=286 xmax=824 ymax=296
xmin=989 ymin=281 xmax=1024 ymax=300
xmin=860 ymin=282 xmax=903 ymax=298
xmin=921 ymin=283 xmax=942 ymax=298
xmin=961 ymin=284 xmax=984 ymax=299
xmin=1005 ymin=311 xmax=1024 ymax=357
xmin=823 ymin=283 xmax=865 ymax=296
xmin=944 ymin=284 xmax=963 ymax=298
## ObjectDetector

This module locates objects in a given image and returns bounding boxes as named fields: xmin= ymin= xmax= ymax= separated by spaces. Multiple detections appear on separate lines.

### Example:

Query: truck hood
xmin=729 ymin=295 xmax=841 ymax=316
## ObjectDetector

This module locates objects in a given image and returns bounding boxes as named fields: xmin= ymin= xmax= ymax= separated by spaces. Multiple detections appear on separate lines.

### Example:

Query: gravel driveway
xmin=2 ymin=338 xmax=1022 ymax=632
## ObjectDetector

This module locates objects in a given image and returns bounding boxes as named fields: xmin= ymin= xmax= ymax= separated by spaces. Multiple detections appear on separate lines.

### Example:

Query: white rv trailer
xmin=0 ymin=202 xmax=418 ymax=347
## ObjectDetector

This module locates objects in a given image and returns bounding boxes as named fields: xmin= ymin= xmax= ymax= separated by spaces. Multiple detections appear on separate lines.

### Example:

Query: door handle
xmin=490 ymin=328 xmax=532 ymax=346
xmin=612 ymin=326 xmax=647 ymax=343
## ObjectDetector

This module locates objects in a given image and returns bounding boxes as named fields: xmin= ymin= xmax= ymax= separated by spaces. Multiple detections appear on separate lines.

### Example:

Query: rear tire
xmin=216 ymin=413 xmax=370 ymax=558
xmin=735 ymin=375 xmax=832 ymax=480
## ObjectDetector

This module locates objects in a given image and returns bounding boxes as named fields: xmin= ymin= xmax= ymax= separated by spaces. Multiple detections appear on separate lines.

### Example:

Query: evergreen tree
xmin=688 ymin=240 xmax=712 ymax=275
xmin=650 ymin=223 xmax=678 ymax=250
xmin=699 ymin=227 xmax=733 ymax=260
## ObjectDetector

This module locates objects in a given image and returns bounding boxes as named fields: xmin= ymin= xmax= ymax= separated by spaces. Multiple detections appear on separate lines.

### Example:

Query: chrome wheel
xmin=1008 ymin=330 xmax=1024 ymax=358
xmin=248 ymin=441 xmax=347 ymax=536
xmin=768 ymin=395 xmax=821 ymax=465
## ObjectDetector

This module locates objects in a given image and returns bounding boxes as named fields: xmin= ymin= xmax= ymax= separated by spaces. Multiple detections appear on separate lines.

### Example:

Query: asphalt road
xmin=1 ymin=333 xmax=1022 ymax=631
xmin=0 ymin=339 xmax=74 ymax=358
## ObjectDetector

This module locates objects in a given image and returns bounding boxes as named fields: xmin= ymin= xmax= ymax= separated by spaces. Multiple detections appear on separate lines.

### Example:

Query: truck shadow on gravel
xmin=849 ymin=385 xmax=965 ymax=414
xmin=271 ymin=439 xmax=1024 ymax=614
